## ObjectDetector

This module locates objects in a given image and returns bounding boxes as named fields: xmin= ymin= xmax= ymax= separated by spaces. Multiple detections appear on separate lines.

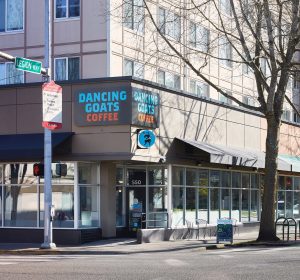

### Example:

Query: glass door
xmin=127 ymin=187 xmax=146 ymax=232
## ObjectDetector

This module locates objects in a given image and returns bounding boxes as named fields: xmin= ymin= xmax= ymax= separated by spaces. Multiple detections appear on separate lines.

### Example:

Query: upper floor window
xmin=242 ymin=95 xmax=255 ymax=106
xmin=220 ymin=0 xmax=232 ymax=16
xmin=189 ymin=22 xmax=209 ymax=52
xmin=55 ymin=57 xmax=80 ymax=81
xmin=158 ymin=69 xmax=181 ymax=90
xmin=0 ymin=62 xmax=24 ymax=85
xmin=219 ymin=36 xmax=232 ymax=68
xmin=190 ymin=80 xmax=209 ymax=98
xmin=55 ymin=0 xmax=80 ymax=19
xmin=0 ymin=0 xmax=24 ymax=32
xmin=124 ymin=59 xmax=144 ymax=79
xmin=282 ymin=109 xmax=291 ymax=122
xmin=219 ymin=90 xmax=232 ymax=105
xmin=124 ymin=0 xmax=144 ymax=33
xmin=158 ymin=8 xmax=181 ymax=41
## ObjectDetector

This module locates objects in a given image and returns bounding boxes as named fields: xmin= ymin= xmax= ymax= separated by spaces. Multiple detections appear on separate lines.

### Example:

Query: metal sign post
xmin=40 ymin=0 xmax=57 ymax=249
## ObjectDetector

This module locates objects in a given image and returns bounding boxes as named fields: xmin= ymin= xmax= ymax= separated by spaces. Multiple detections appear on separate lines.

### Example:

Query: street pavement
xmin=0 ymin=228 xmax=299 ymax=255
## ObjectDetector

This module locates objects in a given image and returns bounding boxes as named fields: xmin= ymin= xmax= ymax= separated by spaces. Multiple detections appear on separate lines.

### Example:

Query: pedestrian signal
xmin=33 ymin=163 xmax=44 ymax=177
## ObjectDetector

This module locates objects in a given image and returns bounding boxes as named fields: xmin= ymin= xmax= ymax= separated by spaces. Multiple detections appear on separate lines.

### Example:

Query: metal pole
xmin=41 ymin=0 xmax=56 ymax=249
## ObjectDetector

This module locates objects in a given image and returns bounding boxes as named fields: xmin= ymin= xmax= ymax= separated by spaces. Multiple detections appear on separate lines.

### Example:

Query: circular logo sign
xmin=137 ymin=130 xmax=156 ymax=149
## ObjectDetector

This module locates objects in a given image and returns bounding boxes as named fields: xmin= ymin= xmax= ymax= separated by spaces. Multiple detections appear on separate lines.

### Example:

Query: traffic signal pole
xmin=41 ymin=0 xmax=56 ymax=249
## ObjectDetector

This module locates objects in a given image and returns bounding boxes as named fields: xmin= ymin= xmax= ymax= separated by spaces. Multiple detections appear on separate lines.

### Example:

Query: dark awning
xmin=0 ymin=132 xmax=73 ymax=161
xmin=174 ymin=138 xmax=291 ymax=171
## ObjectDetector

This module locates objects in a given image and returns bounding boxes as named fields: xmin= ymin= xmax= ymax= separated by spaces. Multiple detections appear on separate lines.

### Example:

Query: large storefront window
xmin=3 ymin=164 xmax=37 ymax=227
xmin=294 ymin=177 xmax=300 ymax=219
xmin=250 ymin=174 xmax=259 ymax=221
xmin=78 ymin=163 xmax=99 ymax=228
xmin=198 ymin=170 xmax=208 ymax=221
xmin=232 ymin=172 xmax=241 ymax=221
xmin=210 ymin=170 xmax=220 ymax=222
xmin=0 ymin=162 xmax=100 ymax=229
xmin=172 ymin=167 xmax=262 ymax=226
xmin=221 ymin=171 xmax=230 ymax=218
xmin=4 ymin=185 xmax=37 ymax=227
xmin=241 ymin=173 xmax=250 ymax=222
xmin=172 ymin=187 xmax=184 ymax=226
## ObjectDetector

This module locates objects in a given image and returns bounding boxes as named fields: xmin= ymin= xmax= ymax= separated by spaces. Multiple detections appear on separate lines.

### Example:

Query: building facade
xmin=0 ymin=0 xmax=300 ymax=244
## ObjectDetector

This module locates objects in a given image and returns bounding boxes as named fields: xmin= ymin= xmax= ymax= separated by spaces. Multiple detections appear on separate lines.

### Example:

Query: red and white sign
xmin=42 ymin=81 xmax=62 ymax=130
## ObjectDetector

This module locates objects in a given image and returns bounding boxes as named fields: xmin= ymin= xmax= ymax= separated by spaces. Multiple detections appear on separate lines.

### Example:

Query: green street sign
xmin=15 ymin=57 xmax=42 ymax=74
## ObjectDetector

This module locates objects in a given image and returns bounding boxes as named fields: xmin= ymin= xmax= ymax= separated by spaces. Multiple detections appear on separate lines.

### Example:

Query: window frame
xmin=158 ymin=69 xmax=181 ymax=90
xmin=54 ymin=56 xmax=80 ymax=81
xmin=55 ymin=0 xmax=80 ymax=20
xmin=123 ymin=58 xmax=144 ymax=79
xmin=0 ymin=0 xmax=25 ymax=33
xmin=123 ymin=0 xmax=145 ymax=34
xmin=0 ymin=61 xmax=24 ymax=85
xmin=189 ymin=79 xmax=209 ymax=98
xmin=219 ymin=36 xmax=233 ymax=68
xmin=219 ymin=90 xmax=232 ymax=105
xmin=158 ymin=7 xmax=181 ymax=42
xmin=189 ymin=21 xmax=209 ymax=52
xmin=219 ymin=0 xmax=232 ymax=16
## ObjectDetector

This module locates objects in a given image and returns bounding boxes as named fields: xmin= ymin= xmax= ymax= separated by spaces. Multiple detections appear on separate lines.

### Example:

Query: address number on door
xmin=131 ymin=180 xmax=142 ymax=185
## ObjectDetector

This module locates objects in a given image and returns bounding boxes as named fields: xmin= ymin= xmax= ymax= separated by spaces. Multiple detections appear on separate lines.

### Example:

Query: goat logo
xmin=137 ymin=130 xmax=156 ymax=149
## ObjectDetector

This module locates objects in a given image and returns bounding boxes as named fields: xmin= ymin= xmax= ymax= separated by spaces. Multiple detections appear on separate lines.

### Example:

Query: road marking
xmin=0 ymin=255 xmax=90 ymax=266
xmin=165 ymin=258 xmax=187 ymax=267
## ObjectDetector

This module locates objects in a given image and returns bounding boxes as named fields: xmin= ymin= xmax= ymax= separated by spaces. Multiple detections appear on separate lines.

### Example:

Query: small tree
xmin=115 ymin=0 xmax=300 ymax=241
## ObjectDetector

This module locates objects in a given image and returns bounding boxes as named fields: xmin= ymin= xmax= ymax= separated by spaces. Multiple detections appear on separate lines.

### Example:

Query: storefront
xmin=1 ymin=76 xmax=300 ymax=244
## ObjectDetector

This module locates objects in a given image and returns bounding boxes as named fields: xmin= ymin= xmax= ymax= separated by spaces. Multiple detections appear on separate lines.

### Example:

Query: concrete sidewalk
xmin=0 ymin=230 xmax=299 ymax=255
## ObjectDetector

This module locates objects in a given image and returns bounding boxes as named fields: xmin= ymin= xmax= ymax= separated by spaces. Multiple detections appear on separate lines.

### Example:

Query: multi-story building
xmin=0 ymin=0 xmax=300 ymax=244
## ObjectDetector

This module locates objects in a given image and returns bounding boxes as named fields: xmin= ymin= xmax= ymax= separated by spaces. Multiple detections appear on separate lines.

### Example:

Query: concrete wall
xmin=100 ymin=162 xmax=117 ymax=238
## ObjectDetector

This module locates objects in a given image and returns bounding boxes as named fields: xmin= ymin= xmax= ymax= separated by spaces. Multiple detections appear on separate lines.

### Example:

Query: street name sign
xmin=15 ymin=57 xmax=42 ymax=74
xmin=42 ymin=81 xmax=62 ymax=130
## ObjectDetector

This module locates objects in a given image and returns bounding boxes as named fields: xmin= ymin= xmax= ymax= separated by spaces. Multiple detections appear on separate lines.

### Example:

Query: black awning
xmin=171 ymin=138 xmax=291 ymax=171
xmin=0 ymin=132 xmax=73 ymax=161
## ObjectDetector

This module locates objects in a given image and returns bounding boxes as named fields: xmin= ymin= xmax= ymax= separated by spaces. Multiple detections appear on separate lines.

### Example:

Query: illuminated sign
xmin=74 ymin=85 xmax=132 ymax=126
xmin=132 ymin=88 xmax=159 ymax=128
xmin=74 ymin=85 xmax=160 ymax=128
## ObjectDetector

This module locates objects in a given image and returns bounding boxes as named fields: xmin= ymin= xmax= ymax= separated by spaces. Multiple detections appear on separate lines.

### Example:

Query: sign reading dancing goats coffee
xmin=75 ymin=85 xmax=160 ymax=128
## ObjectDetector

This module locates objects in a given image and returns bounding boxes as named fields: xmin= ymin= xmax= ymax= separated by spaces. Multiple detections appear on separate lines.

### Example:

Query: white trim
xmin=0 ymin=61 xmax=25 ymax=85
xmin=0 ymin=0 xmax=25 ymax=33
xmin=54 ymin=56 xmax=80 ymax=81
xmin=54 ymin=0 xmax=80 ymax=20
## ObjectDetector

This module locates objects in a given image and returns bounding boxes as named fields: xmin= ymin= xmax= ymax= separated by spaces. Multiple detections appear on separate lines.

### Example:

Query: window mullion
xmin=67 ymin=0 xmax=69 ymax=18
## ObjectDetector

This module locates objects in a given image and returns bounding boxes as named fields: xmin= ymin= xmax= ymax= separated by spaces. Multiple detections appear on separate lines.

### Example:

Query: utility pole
xmin=41 ymin=0 xmax=56 ymax=249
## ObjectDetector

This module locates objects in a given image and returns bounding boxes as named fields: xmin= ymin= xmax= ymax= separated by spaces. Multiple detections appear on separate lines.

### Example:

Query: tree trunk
xmin=257 ymin=116 xmax=281 ymax=242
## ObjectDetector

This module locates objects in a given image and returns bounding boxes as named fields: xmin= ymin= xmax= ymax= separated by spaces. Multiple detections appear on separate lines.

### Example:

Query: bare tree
xmin=114 ymin=0 xmax=300 ymax=241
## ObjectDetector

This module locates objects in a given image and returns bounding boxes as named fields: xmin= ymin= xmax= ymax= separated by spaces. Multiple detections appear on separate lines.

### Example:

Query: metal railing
xmin=141 ymin=212 xmax=169 ymax=229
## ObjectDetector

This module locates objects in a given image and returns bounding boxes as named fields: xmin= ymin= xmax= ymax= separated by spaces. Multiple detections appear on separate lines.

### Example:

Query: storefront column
xmin=100 ymin=162 xmax=116 ymax=238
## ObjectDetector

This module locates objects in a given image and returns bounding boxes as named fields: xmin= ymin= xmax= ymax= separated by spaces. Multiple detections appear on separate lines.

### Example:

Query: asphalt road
xmin=0 ymin=245 xmax=299 ymax=280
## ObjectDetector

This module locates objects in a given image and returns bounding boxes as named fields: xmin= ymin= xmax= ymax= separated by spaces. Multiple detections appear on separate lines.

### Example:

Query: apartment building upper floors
xmin=1 ymin=0 xmax=300 ymax=124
